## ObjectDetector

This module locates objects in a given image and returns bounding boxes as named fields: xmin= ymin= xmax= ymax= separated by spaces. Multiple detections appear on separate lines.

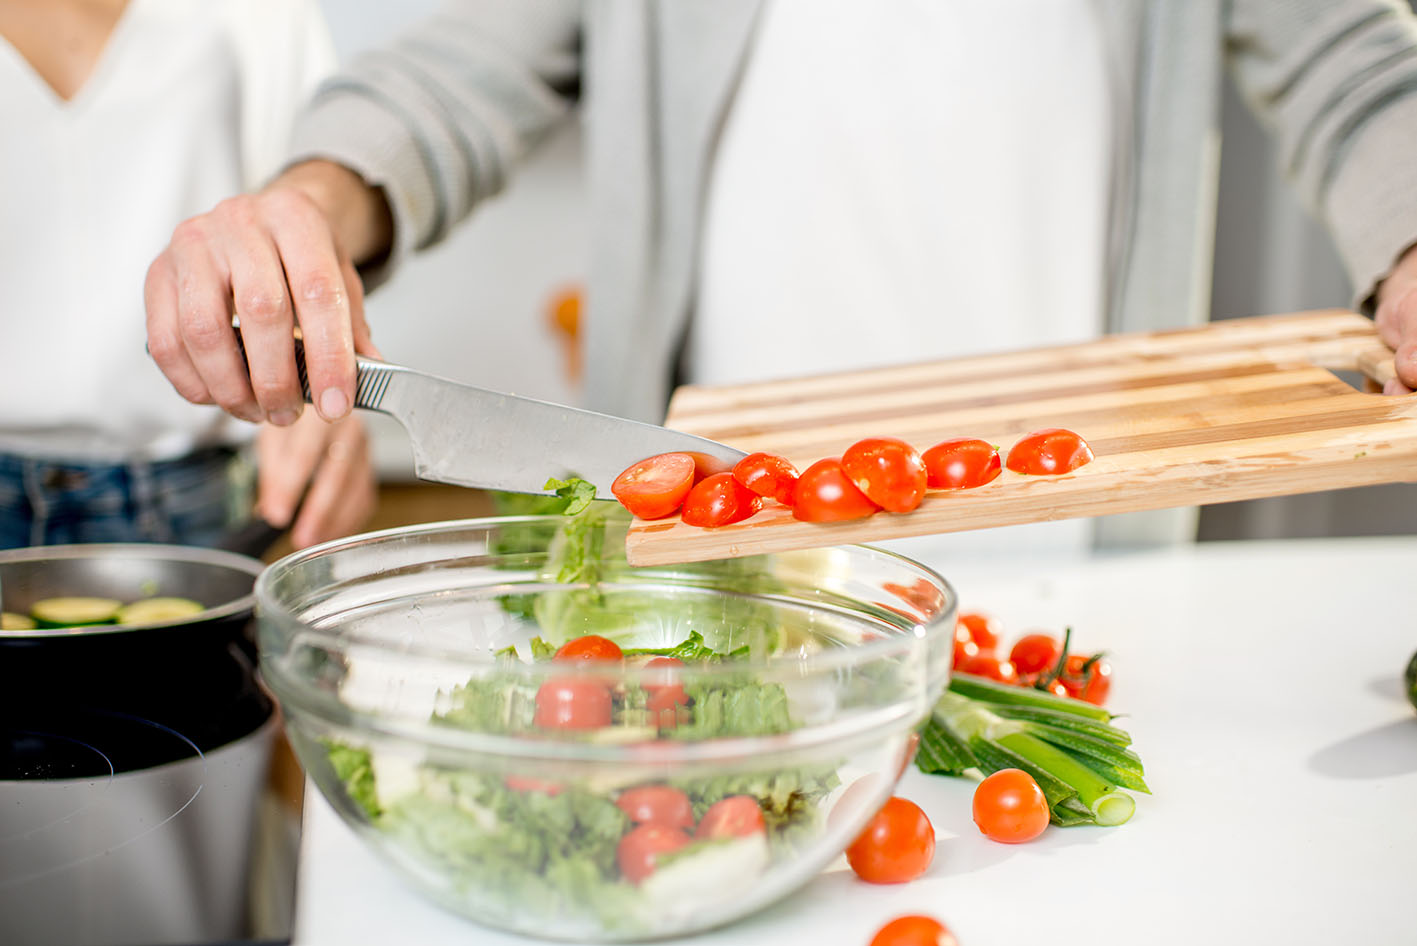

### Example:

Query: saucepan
xmin=0 ymin=537 xmax=280 ymax=946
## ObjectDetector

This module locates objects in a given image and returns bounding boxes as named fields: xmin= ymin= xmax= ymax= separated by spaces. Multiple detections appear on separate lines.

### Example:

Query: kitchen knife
xmin=267 ymin=339 xmax=746 ymax=497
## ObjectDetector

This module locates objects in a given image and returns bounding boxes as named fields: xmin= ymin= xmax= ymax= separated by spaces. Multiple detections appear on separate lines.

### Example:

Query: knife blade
xmin=276 ymin=340 xmax=746 ymax=497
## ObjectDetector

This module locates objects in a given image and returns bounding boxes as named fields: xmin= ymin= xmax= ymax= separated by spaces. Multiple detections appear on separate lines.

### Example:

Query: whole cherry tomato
xmin=617 ymin=824 xmax=692 ymax=884
xmin=695 ymin=796 xmax=766 ymax=840
xmin=951 ymin=626 xmax=980 ymax=669
xmin=840 ymin=438 xmax=928 ymax=513
xmin=1009 ymin=633 xmax=1062 ymax=676
xmin=955 ymin=611 xmax=1000 ymax=650
xmin=956 ymin=651 xmax=1018 ymax=684
xmin=616 ymin=785 xmax=695 ymax=829
xmin=870 ymin=915 xmax=960 ymax=946
xmin=972 ymin=768 xmax=1049 ymax=843
xmin=554 ymin=635 xmax=624 ymax=663
xmin=534 ymin=677 xmax=612 ymax=730
xmin=612 ymin=453 xmax=697 ymax=519
xmin=922 ymin=438 xmax=1002 ymax=490
xmin=681 ymin=472 xmax=762 ymax=527
xmin=733 ymin=452 xmax=799 ymax=505
xmin=1061 ymin=653 xmax=1113 ymax=706
xmin=845 ymin=796 xmax=936 ymax=884
xmin=792 ymin=458 xmax=881 ymax=523
xmin=1005 ymin=428 xmax=1094 ymax=475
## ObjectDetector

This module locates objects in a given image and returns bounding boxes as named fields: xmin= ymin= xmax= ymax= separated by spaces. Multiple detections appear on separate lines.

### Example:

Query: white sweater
xmin=0 ymin=0 xmax=334 ymax=462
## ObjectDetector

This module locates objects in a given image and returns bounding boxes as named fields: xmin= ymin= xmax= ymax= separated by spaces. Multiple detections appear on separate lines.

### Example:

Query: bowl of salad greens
xmin=256 ymin=501 xmax=955 ymax=941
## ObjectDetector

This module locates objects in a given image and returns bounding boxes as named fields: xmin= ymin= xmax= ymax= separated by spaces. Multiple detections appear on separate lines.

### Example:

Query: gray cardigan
xmin=289 ymin=0 xmax=1417 ymax=541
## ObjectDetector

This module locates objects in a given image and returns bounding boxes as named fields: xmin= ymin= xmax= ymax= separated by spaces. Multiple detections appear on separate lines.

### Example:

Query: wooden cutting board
xmin=624 ymin=309 xmax=1415 ymax=565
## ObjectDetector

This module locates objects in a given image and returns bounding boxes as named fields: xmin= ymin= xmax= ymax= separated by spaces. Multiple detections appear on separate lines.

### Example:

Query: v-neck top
xmin=0 ymin=0 xmax=334 ymax=461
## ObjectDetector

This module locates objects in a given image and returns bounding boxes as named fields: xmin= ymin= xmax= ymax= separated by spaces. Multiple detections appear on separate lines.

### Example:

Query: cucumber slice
xmin=1 ymin=611 xmax=37 ymax=631
xmin=115 ymin=597 xmax=206 ymax=626
xmin=31 ymin=597 xmax=123 ymax=628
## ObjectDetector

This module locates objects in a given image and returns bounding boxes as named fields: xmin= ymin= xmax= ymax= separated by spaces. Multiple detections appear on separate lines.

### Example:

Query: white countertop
xmin=293 ymin=537 xmax=1417 ymax=946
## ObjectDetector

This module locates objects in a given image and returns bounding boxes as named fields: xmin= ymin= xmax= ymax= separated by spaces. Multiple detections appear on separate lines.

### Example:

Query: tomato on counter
xmin=972 ymin=768 xmax=1049 ymax=844
xmin=846 ymin=796 xmax=936 ymax=884
xmin=870 ymin=915 xmax=960 ymax=946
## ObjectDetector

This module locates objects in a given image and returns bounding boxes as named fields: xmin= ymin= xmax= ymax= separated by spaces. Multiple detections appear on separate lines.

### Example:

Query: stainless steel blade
xmin=309 ymin=349 xmax=746 ymax=496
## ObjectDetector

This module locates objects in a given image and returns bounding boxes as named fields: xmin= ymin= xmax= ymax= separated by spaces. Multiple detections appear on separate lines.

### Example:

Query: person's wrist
xmin=272 ymin=159 xmax=394 ymax=267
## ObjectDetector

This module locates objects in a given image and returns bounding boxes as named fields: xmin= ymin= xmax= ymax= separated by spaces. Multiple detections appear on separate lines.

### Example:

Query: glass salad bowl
xmin=256 ymin=513 xmax=955 ymax=941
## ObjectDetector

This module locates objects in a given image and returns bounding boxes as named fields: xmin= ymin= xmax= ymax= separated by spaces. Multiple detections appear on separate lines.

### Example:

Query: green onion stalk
xmin=916 ymin=674 xmax=1148 ymax=827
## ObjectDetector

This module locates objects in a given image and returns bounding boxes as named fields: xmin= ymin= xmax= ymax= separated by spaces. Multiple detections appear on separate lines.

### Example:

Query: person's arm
xmin=1226 ymin=0 xmax=1417 ymax=388
xmin=145 ymin=0 xmax=581 ymax=425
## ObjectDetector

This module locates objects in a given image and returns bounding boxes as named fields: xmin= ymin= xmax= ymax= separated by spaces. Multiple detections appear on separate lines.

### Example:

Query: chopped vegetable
xmin=792 ymin=458 xmax=880 ymax=523
xmin=1004 ymin=428 xmax=1094 ymax=475
xmin=695 ymin=796 xmax=765 ymax=840
xmin=616 ymin=785 xmax=695 ymax=829
xmin=2 ymin=611 xmax=37 ymax=631
xmin=922 ymin=438 xmax=1001 ymax=490
xmin=681 ymin=472 xmax=761 ymax=527
xmin=972 ymin=768 xmax=1050 ymax=843
xmin=840 ymin=437 xmax=927 ymax=513
xmin=554 ymin=634 xmax=624 ymax=663
xmin=611 ymin=453 xmax=697 ymax=519
xmin=617 ymin=824 xmax=692 ymax=884
xmin=732 ymin=453 xmax=799 ymax=505
xmin=115 ymin=597 xmax=204 ymax=625
xmin=534 ymin=677 xmax=614 ymax=730
xmin=845 ymin=796 xmax=935 ymax=884
xmin=30 ymin=597 xmax=122 ymax=627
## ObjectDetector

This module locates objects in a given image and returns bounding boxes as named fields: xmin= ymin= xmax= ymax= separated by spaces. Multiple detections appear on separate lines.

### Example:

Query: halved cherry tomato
xmin=792 ymin=458 xmax=881 ymax=523
xmin=534 ymin=677 xmax=612 ymax=730
xmin=504 ymin=775 xmax=565 ymax=796
xmin=956 ymin=651 xmax=1017 ymax=684
xmin=616 ymin=785 xmax=695 ymax=829
xmin=617 ymin=824 xmax=692 ymax=884
xmin=1061 ymin=653 xmax=1113 ymax=706
xmin=972 ymin=768 xmax=1049 ymax=843
xmin=554 ymin=634 xmax=624 ymax=663
xmin=681 ymin=472 xmax=762 ymax=527
xmin=612 ymin=452 xmax=697 ymax=519
xmin=1009 ymin=633 xmax=1062 ymax=676
xmin=922 ymin=438 xmax=1002 ymax=490
xmin=695 ymin=795 xmax=766 ymax=839
xmin=870 ymin=915 xmax=960 ymax=946
xmin=840 ymin=438 xmax=928 ymax=513
xmin=845 ymin=796 xmax=936 ymax=884
xmin=1005 ymin=428 xmax=1094 ymax=475
xmin=733 ymin=452 xmax=799 ymax=505
xmin=643 ymin=655 xmax=689 ymax=722
xmin=956 ymin=610 xmax=1000 ymax=650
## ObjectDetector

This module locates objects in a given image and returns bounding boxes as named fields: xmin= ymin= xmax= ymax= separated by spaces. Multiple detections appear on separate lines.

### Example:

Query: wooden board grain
xmin=624 ymin=310 xmax=1416 ymax=565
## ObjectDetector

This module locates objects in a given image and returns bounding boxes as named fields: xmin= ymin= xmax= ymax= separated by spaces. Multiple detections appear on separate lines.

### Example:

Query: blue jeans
xmin=0 ymin=447 xmax=247 ymax=550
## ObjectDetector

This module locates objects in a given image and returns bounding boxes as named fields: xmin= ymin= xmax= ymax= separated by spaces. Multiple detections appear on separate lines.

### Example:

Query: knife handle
xmin=233 ymin=331 xmax=398 ymax=413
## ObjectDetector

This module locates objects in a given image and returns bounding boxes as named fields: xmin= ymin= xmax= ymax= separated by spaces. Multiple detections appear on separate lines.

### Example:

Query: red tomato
xmin=617 ymin=824 xmax=692 ymax=884
xmin=1045 ymin=679 xmax=1070 ymax=698
xmin=956 ymin=652 xmax=1018 ymax=684
xmin=1061 ymin=654 xmax=1113 ymax=706
xmin=951 ymin=628 xmax=980 ymax=669
xmin=1004 ymin=428 xmax=1095 ymax=475
xmin=616 ymin=785 xmax=695 ymax=829
xmin=840 ymin=438 xmax=928 ymax=513
xmin=534 ymin=677 xmax=612 ymax=730
xmin=503 ymin=775 xmax=565 ymax=796
xmin=732 ymin=452 xmax=799 ymax=505
xmin=554 ymin=635 xmax=624 ymax=663
xmin=845 ymin=796 xmax=936 ymax=884
xmin=612 ymin=453 xmax=697 ymax=519
xmin=695 ymin=795 xmax=766 ymax=839
xmin=680 ymin=472 xmax=762 ymax=527
xmin=922 ymin=438 xmax=1002 ymax=490
xmin=972 ymin=768 xmax=1049 ymax=843
xmin=642 ymin=656 xmax=689 ymax=724
xmin=955 ymin=611 xmax=1000 ymax=650
xmin=792 ymin=458 xmax=881 ymax=523
xmin=1009 ymin=633 xmax=1062 ymax=676
xmin=870 ymin=915 xmax=960 ymax=946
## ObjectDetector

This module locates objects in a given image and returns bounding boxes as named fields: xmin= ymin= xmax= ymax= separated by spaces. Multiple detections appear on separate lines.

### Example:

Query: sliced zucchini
xmin=1 ymin=611 xmax=37 ymax=631
xmin=31 ymin=597 xmax=123 ymax=628
xmin=115 ymin=597 xmax=206 ymax=626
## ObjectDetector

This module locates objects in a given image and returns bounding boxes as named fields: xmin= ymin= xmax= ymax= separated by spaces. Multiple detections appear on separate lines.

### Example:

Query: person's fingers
xmin=255 ymin=412 xmax=327 ymax=528
xmin=168 ymin=218 xmax=262 ymax=422
xmin=1383 ymin=377 xmax=1414 ymax=396
xmin=290 ymin=418 xmax=376 ymax=548
xmin=144 ymin=254 xmax=213 ymax=405
xmin=266 ymin=189 xmax=356 ymax=422
xmin=218 ymin=197 xmax=303 ymax=424
xmin=340 ymin=253 xmax=383 ymax=360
